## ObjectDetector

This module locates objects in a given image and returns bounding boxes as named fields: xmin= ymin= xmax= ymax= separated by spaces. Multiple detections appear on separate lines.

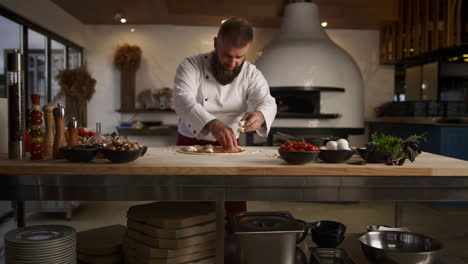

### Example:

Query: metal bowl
xmin=359 ymin=231 xmax=442 ymax=264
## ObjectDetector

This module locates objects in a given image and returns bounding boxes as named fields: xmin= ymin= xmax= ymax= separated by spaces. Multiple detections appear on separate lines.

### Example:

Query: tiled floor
xmin=1 ymin=201 xmax=468 ymax=263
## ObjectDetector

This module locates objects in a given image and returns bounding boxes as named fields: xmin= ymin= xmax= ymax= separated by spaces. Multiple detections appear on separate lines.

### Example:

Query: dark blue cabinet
xmin=367 ymin=122 xmax=468 ymax=161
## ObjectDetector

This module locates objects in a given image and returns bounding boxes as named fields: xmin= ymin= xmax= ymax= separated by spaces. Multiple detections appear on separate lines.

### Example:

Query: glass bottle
xmin=86 ymin=122 xmax=111 ymax=147
xmin=30 ymin=94 xmax=44 ymax=160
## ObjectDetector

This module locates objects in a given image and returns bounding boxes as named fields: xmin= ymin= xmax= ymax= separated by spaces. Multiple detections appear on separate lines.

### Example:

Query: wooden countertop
xmin=0 ymin=147 xmax=467 ymax=176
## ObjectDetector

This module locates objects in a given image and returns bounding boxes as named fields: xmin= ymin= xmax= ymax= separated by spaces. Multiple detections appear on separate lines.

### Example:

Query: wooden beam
xmin=433 ymin=0 xmax=440 ymax=50
xmin=422 ymin=0 xmax=430 ymax=53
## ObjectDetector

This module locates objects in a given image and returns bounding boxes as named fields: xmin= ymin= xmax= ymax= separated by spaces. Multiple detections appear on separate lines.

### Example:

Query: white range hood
xmin=255 ymin=1 xmax=364 ymax=129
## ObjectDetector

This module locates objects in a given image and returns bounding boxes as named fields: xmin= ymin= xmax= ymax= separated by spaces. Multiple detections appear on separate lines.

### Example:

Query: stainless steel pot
xmin=231 ymin=212 xmax=304 ymax=264
xmin=359 ymin=231 xmax=442 ymax=264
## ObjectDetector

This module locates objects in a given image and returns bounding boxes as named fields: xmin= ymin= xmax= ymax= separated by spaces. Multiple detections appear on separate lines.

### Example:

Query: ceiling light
xmin=114 ymin=12 xmax=127 ymax=24
xmin=321 ymin=21 xmax=328 ymax=28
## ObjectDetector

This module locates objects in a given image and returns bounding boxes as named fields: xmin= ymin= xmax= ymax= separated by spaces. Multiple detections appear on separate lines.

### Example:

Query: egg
xmin=326 ymin=141 xmax=338 ymax=150
xmin=320 ymin=146 xmax=327 ymax=150
xmin=337 ymin=139 xmax=349 ymax=150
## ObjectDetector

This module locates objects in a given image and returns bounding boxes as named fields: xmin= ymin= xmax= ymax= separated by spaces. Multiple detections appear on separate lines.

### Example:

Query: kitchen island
xmin=1 ymin=146 xmax=468 ymax=263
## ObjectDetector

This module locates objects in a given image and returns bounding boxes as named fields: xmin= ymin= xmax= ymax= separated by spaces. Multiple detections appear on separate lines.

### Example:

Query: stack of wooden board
xmin=123 ymin=202 xmax=217 ymax=264
xmin=77 ymin=224 xmax=127 ymax=264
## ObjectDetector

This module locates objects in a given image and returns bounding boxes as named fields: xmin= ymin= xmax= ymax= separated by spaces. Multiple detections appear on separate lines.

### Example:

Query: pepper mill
xmin=6 ymin=50 xmax=25 ymax=160
xmin=42 ymin=103 xmax=55 ymax=158
xmin=68 ymin=117 xmax=78 ymax=146
xmin=52 ymin=103 xmax=67 ymax=159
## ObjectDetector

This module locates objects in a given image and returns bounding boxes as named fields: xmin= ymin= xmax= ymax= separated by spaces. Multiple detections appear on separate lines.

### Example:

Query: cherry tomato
xmin=279 ymin=141 xmax=319 ymax=152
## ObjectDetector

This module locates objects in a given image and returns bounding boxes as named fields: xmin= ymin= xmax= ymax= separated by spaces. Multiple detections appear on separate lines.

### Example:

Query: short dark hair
xmin=217 ymin=17 xmax=253 ymax=48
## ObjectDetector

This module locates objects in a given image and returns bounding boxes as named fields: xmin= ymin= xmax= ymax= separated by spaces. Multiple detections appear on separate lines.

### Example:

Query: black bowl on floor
xmin=357 ymin=148 xmax=396 ymax=163
xmin=278 ymin=149 xmax=319 ymax=165
xmin=101 ymin=146 xmax=147 ymax=163
xmin=310 ymin=220 xmax=347 ymax=236
xmin=60 ymin=145 xmax=100 ymax=162
xmin=310 ymin=220 xmax=347 ymax=248
xmin=318 ymin=149 xmax=355 ymax=163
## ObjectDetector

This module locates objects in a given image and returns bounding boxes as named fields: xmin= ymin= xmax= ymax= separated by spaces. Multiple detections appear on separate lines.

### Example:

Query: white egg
xmin=320 ymin=146 xmax=327 ymax=150
xmin=337 ymin=139 xmax=349 ymax=150
xmin=326 ymin=141 xmax=338 ymax=150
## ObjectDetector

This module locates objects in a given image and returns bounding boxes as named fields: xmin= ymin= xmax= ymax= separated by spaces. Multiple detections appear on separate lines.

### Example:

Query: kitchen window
xmin=0 ymin=5 xmax=83 ymax=116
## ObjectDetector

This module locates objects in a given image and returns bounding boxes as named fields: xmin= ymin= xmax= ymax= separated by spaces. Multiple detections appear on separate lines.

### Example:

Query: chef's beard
xmin=211 ymin=53 xmax=244 ymax=85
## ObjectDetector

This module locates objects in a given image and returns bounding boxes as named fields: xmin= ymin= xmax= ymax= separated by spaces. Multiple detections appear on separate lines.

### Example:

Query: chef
xmin=173 ymin=17 xmax=277 ymax=151
xmin=173 ymin=17 xmax=277 ymax=216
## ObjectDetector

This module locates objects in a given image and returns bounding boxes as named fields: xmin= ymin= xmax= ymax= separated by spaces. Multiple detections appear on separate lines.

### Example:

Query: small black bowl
xmin=357 ymin=148 xmax=396 ymax=163
xmin=310 ymin=220 xmax=347 ymax=248
xmin=60 ymin=145 xmax=100 ymax=162
xmin=310 ymin=220 xmax=347 ymax=236
xmin=318 ymin=149 xmax=355 ymax=163
xmin=278 ymin=149 xmax=319 ymax=165
xmin=101 ymin=146 xmax=147 ymax=163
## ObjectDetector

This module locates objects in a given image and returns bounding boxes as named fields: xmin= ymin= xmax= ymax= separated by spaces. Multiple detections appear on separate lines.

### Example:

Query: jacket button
xmin=193 ymin=130 xmax=196 ymax=134
xmin=188 ymin=124 xmax=191 ymax=128
xmin=205 ymin=98 xmax=208 ymax=101
xmin=206 ymin=75 xmax=209 ymax=79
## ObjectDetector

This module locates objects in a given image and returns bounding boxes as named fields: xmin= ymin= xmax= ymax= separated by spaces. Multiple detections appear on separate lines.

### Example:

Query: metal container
xmin=359 ymin=231 xmax=442 ymax=264
xmin=6 ymin=50 xmax=25 ymax=160
xmin=231 ymin=212 xmax=304 ymax=264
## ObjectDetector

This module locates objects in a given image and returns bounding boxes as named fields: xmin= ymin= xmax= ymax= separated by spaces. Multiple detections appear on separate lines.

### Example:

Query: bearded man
xmin=173 ymin=17 xmax=277 ymax=215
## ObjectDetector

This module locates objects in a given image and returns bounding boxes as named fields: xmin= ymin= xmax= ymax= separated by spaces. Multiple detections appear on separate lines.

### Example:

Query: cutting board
xmin=77 ymin=253 xmax=122 ymax=264
xmin=124 ymin=236 xmax=215 ymax=258
xmin=77 ymin=224 xmax=127 ymax=256
xmin=124 ymin=246 xmax=215 ymax=264
xmin=127 ymin=202 xmax=216 ymax=229
xmin=127 ymin=229 xmax=216 ymax=249
xmin=127 ymin=219 xmax=216 ymax=239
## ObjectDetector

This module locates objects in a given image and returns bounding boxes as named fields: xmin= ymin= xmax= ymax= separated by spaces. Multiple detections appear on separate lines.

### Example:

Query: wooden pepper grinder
xmin=52 ymin=103 xmax=67 ymax=159
xmin=42 ymin=103 xmax=55 ymax=158
xmin=68 ymin=117 xmax=78 ymax=146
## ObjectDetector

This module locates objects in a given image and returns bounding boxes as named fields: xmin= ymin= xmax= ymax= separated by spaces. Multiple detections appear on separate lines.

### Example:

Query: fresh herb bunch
xmin=370 ymin=132 xmax=404 ymax=152
xmin=366 ymin=132 xmax=426 ymax=166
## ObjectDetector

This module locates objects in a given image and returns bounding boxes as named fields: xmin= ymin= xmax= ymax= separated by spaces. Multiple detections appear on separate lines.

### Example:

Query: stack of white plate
xmin=4 ymin=225 xmax=76 ymax=264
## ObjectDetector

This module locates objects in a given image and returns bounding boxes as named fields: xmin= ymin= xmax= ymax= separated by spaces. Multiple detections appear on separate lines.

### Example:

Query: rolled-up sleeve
xmin=173 ymin=59 xmax=216 ymax=138
xmin=247 ymin=69 xmax=277 ymax=137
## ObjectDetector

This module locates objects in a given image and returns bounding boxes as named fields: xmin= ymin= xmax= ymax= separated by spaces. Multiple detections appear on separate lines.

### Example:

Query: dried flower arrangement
xmin=114 ymin=44 xmax=142 ymax=72
xmin=54 ymin=66 xmax=96 ymax=126
xmin=54 ymin=66 xmax=96 ymax=101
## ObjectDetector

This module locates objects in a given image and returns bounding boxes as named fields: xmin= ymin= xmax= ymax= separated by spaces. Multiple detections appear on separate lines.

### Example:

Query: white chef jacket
xmin=173 ymin=51 xmax=277 ymax=142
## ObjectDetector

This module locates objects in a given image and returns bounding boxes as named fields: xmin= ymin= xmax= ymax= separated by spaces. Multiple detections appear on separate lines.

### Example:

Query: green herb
xmin=367 ymin=132 xmax=427 ymax=166
xmin=370 ymin=132 xmax=404 ymax=152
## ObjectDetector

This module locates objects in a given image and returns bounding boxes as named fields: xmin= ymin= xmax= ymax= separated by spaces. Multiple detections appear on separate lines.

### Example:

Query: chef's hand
xmin=207 ymin=119 xmax=239 ymax=151
xmin=241 ymin=112 xmax=265 ymax=133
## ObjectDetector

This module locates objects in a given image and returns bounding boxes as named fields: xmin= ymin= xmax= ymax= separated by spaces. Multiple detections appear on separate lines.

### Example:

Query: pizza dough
xmin=177 ymin=145 xmax=246 ymax=155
